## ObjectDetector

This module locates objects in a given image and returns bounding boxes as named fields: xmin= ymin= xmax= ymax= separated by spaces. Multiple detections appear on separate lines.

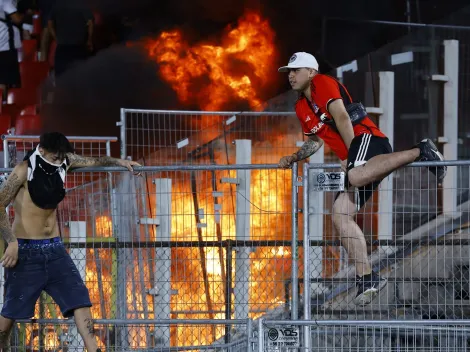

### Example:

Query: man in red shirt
xmin=278 ymin=52 xmax=446 ymax=306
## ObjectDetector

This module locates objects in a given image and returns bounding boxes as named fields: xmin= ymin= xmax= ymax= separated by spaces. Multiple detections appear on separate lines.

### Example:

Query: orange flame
xmin=145 ymin=11 xmax=277 ymax=110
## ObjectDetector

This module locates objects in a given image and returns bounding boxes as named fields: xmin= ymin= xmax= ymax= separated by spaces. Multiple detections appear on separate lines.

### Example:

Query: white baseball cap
xmin=278 ymin=52 xmax=319 ymax=72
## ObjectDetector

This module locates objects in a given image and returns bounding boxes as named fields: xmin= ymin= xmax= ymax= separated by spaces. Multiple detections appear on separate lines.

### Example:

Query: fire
xmin=145 ymin=11 xmax=277 ymax=110
xmin=95 ymin=215 xmax=112 ymax=237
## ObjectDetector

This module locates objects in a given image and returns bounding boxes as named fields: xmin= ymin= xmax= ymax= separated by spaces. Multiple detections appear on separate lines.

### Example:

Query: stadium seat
xmin=15 ymin=114 xmax=41 ymax=135
xmin=0 ymin=114 xmax=12 ymax=151
xmin=20 ymin=105 xmax=38 ymax=115
xmin=32 ymin=13 xmax=41 ymax=36
xmin=20 ymin=61 xmax=49 ymax=90
xmin=2 ymin=104 xmax=22 ymax=125
xmin=22 ymin=39 xmax=38 ymax=62
xmin=48 ymin=40 xmax=57 ymax=68
xmin=7 ymin=88 xmax=38 ymax=107
xmin=0 ymin=114 xmax=11 ymax=134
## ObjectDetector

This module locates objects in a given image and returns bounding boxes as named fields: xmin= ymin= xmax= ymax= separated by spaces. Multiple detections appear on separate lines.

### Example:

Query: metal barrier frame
xmin=0 ymin=160 xmax=466 ymax=350
xmin=1 ymin=134 xmax=118 ymax=167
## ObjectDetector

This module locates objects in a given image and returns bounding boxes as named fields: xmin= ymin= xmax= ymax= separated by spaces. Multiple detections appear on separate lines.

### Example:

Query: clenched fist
xmin=279 ymin=155 xmax=297 ymax=169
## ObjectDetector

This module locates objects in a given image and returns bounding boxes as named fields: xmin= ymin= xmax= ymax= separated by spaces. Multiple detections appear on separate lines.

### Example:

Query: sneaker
xmin=414 ymin=138 xmax=447 ymax=182
xmin=354 ymin=272 xmax=387 ymax=306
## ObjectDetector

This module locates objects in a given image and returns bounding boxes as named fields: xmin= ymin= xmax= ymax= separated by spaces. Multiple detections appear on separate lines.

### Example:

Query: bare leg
xmin=333 ymin=192 xmax=371 ymax=276
xmin=0 ymin=316 xmax=14 ymax=350
xmin=74 ymin=308 xmax=99 ymax=351
xmin=348 ymin=148 xmax=420 ymax=188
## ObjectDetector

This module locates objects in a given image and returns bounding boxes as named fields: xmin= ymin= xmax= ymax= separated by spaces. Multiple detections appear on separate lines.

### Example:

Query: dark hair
xmin=39 ymin=132 xmax=74 ymax=159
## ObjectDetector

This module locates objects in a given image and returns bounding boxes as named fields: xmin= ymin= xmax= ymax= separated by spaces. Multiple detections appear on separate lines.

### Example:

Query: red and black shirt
xmin=295 ymin=73 xmax=386 ymax=160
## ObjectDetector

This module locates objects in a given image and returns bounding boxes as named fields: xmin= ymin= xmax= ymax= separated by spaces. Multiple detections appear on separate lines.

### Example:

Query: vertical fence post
xmin=225 ymin=239 xmax=233 ymax=342
xmin=291 ymin=162 xmax=299 ymax=320
xmin=308 ymin=145 xmax=325 ymax=293
xmin=234 ymin=140 xmax=252 ymax=320
xmin=442 ymin=40 xmax=459 ymax=216
xmin=118 ymin=108 xmax=127 ymax=159
xmin=153 ymin=178 xmax=172 ymax=346
xmin=68 ymin=221 xmax=87 ymax=350
xmin=303 ymin=163 xmax=311 ymax=352
xmin=3 ymin=138 xmax=8 ymax=168
xmin=378 ymin=72 xmax=395 ymax=243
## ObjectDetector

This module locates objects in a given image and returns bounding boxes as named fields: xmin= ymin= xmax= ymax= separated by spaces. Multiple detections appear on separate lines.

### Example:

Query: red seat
xmin=22 ymin=39 xmax=38 ymax=62
xmin=0 ymin=114 xmax=12 ymax=151
xmin=15 ymin=114 xmax=41 ymax=135
xmin=20 ymin=105 xmax=38 ymax=115
xmin=2 ymin=104 xmax=22 ymax=125
xmin=7 ymin=88 xmax=38 ymax=107
xmin=32 ymin=13 xmax=42 ymax=36
xmin=0 ymin=114 xmax=12 ymax=134
xmin=48 ymin=40 xmax=57 ymax=68
xmin=20 ymin=62 xmax=49 ymax=90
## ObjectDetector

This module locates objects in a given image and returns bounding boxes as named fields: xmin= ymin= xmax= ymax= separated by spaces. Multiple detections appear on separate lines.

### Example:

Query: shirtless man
xmin=0 ymin=132 xmax=140 ymax=350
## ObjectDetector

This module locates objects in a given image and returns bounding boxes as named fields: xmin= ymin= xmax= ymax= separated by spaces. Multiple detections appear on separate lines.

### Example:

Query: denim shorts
xmin=1 ymin=237 xmax=92 ymax=319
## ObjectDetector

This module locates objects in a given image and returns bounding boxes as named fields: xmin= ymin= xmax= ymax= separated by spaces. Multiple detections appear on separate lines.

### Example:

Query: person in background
xmin=37 ymin=0 xmax=55 ymax=61
xmin=0 ymin=0 xmax=23 ymax=96
xmin=48 ymin=0 xmax=93 ymax=77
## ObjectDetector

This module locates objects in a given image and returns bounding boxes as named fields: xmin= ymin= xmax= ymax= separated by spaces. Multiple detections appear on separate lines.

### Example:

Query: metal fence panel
xmin=303 ymin=162 xmax=470 ymax=325
xmin=9 ymin=319 xmax=252 ymax=351
xmin=119 ymin=109 xmax=302 ymax=165
xmin=260 ymin=319 xmax=470 ymax=352
xmin=0 ymin=163 xmax=294 ymax=350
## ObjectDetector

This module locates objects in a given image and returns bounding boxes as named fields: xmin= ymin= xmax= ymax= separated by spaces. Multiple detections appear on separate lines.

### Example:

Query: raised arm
xmin=67 ymin=153 xmax=141 ymax=171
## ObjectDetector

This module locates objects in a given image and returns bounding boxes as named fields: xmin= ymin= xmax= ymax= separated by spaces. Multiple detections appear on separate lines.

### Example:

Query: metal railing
xmin=0 ymin=159 xmax=467 ymax=350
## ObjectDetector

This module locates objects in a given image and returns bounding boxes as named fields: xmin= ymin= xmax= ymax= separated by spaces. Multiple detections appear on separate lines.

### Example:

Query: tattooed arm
xmin=0 ymin=162 xmax=27 ymax=268
xmin=67 ymin=153 xmax=141 ymax=171
xmin=292 ymin=134 xmax=324 ymax=161
xmin=279 ymin=135 xmax=323 ymax=168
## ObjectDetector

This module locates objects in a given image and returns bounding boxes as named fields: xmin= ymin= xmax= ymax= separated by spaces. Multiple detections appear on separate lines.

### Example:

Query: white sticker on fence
xmin=310 ymin=171 xmax=345 ymax=191
xmin=266 ymin=326 xmax=300 ymax=351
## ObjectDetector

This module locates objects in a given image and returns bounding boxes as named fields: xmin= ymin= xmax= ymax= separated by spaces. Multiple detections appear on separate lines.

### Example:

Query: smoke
xmin=40 ymin=0 xmax=402 ymax=141
xmin=41 ymin=44 xmax=179 ymax=138
xmin=41 ymin=0 xmax=286 ymax=140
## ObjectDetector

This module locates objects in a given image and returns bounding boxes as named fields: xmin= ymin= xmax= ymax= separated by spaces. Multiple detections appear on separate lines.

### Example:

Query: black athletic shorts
xmin=335 ymin=133 xmax=393 ymax=210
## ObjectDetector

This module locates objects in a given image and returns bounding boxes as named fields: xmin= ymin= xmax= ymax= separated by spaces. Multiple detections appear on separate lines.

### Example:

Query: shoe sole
xmin=424 ymin=139 xmax=447 ymax=181
xmin=354 ymin=278 xmax=388 ymax=306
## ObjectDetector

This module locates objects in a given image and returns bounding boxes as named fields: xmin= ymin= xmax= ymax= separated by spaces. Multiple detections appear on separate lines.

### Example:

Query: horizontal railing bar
xmin=15 ymin=318 xmax=249 ymax=325
xmin=1 ymin=134 xmax=118 ymax=142
xmin=306 ymin=159 xmax=470 ymax=169
xmin=0 ymin=160 xmax=463 ymax=173
xmin=122 ymin=109 xmax=296 ymax=116
xmin=264 ymin=319 xmax=470 ymax=326
xmin=306 ymin=277 xmax=468 ymax=283
xmin=60 ymin=238 xmax=470 ymax=248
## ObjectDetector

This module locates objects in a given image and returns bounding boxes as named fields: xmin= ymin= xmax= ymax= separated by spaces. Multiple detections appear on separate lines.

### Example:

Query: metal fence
xmin=0 ymin=157 xmax=468 ymax=350
xmin=259 ymin=319 xmax=470 ymax=352
xmin=117 ymin=110 xmax=302 ymax=165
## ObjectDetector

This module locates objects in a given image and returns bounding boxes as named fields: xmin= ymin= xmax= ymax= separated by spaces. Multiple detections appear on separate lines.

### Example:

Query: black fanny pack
xmin=324 ymin=102 xmax=368 ymax=130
